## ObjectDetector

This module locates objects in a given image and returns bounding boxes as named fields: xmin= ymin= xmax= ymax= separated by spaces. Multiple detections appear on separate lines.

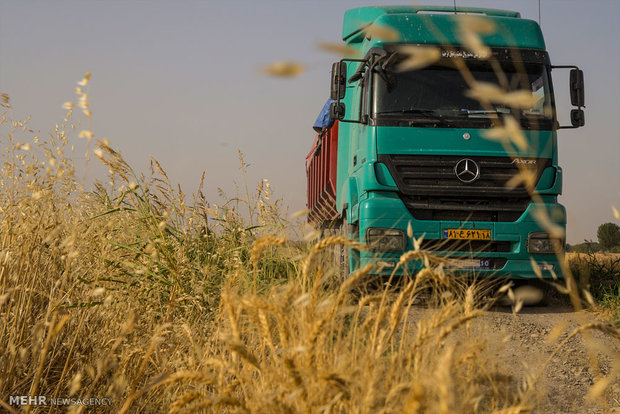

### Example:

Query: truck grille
xmin=378 ymin=154 xmax=551 ymax=222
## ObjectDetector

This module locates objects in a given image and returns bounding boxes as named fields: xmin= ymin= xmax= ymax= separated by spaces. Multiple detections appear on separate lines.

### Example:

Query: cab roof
xmin=343 ymin=6 xmax=545 ymax=50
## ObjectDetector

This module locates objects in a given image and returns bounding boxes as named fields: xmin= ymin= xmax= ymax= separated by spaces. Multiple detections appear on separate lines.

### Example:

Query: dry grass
xmin=0 ymin=96 xmax=617 ymax=414
xmin=0 ymin=104 xmax=503 ymax=411
xmin=567 ymin=253 xmax=620 ymax=323
xmin=567 ymin=252 xmax=620 ymax=264
xmin=2 ymin=18 xmax=620 ymax=409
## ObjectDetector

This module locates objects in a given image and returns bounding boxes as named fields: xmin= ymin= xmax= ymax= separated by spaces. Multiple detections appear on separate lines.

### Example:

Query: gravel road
xmin=425 ymin=305 xmax=620 ymax=413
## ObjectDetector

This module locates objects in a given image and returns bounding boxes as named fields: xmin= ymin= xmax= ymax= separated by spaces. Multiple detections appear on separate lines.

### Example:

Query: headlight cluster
xmin=366 ymin=228 xmax=406 ymax=251
xmin=528 ymin=232 xmax=563 ymax=254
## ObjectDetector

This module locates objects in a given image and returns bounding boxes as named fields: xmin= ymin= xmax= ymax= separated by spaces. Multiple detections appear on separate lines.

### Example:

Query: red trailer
xmin=306 ymin=121 xmax=339 ymax=224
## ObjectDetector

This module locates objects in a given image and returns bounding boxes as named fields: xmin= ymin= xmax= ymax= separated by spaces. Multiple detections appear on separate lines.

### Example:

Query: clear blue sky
xmin=1 ymin=0 xmax=618 ymax=243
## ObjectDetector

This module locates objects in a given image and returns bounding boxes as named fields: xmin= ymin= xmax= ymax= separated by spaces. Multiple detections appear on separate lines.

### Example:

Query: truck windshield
xmin=372 ymin=60 xmax=554 ymax=130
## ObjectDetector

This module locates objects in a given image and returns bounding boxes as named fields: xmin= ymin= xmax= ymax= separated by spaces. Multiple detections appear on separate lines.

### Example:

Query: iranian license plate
xmin=443 ymin=229 xmax=491 ymax=240
xmin=447 ymin=259 xmax=491 ymax=270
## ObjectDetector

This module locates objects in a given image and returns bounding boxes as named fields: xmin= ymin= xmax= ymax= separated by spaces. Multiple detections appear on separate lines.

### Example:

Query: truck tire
xmin=337 ymin=218 xmax=350 ymax=278
xmin=337 ymin=214 xmax=359 ymax=279
xmin=319 ymin=223 xmax=348 ymax=278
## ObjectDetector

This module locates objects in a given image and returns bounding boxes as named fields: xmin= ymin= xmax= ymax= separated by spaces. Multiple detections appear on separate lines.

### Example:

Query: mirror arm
xmin=348 ymin=69 xmax=365 ymax=84
xmin=345 ymin=58 xmax=369 ymax=84
xmin=381 ymin=52 xmax=399 ymax=70
xmin=551 ymin=65 xmax=579 ymax=70
xmin=346 ymin=49 xmax=388 ymax=84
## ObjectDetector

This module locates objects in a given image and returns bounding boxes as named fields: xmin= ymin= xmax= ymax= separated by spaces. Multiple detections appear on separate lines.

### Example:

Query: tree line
xmin=567 ymin=222 xmax=620 ymax=253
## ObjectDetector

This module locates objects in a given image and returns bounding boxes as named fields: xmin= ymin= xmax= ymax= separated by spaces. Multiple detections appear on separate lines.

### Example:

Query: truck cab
xmin=306 ymin=6 xmax=585 ymax=278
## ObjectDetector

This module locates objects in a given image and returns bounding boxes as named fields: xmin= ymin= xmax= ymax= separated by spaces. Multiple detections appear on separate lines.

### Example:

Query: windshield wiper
xmin=459 ymin=108 xmax=511 ymax=118
xmin=375 ymin=108 xmax=498 ymax=127
xmin=376 ymin=108 xmax=468 ymax=127
xmin=406 ymin=118 xmax=462 ymax=127
xmin=375 ymin=108 xmax=441 ymax=116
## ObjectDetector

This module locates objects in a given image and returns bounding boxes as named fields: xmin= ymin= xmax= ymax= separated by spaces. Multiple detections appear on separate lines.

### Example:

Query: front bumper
xmin=354 ymin=192 xmax=566 ymax=279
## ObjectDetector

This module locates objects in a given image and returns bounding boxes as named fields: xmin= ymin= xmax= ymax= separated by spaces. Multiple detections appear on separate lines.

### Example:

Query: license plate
xmin=447 ymin=259 xmax=490 ymax=270
xmin=443 ymin=229 xmax=491 ymax=240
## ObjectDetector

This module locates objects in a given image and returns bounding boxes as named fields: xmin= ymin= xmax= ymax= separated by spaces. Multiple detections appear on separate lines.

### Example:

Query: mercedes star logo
xmin=454 ymin=158 xmax=480 ymax=183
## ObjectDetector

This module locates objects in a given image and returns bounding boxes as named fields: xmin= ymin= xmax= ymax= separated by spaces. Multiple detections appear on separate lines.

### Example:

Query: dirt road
xmin=430 ymin=305 xmax=620 ymax=413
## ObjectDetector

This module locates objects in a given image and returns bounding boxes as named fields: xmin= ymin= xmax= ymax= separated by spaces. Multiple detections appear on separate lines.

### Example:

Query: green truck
xmin=305 ymin=6 xmax=585 ymax=278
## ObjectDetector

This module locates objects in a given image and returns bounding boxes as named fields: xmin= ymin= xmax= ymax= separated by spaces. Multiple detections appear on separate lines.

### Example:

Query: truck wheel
xmin=339 ymin=231 xmax=350 ymax=279
xmin=337 ymin=214 xmax=359 ymax=279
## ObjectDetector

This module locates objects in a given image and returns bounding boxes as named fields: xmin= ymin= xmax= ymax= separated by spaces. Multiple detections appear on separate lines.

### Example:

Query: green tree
xmin=597 ymin=222 xmax=620 ymax=251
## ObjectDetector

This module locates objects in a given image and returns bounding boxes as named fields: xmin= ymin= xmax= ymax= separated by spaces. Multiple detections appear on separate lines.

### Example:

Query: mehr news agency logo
xmin=9 ymin=395 xmax=112 ymax=407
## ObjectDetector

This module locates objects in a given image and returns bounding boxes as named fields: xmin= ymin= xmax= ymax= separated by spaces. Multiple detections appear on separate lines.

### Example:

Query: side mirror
xmin=553 ymin=65 xmax=586 ymax=129
xmin=329 ymin=102 xmax=345 ymax=120
xmin=570 ymin=109 xmax=585 ymax=127
xmin=330 ymin=62 xmax=347 ymax=101
xmin=569 ymin=69 xmax=584 ymax=107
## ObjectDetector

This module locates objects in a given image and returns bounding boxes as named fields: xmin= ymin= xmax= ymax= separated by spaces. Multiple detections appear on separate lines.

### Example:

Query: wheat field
xmin=0 ymin=65 xmax=618 ymax=412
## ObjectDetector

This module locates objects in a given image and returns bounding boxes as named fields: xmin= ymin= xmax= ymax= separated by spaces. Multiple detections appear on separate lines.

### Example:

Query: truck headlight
xmin=366 ymin=228 xmax=406 ymax=251
xmin=528 ymin=232 xmax=563 ymax=254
